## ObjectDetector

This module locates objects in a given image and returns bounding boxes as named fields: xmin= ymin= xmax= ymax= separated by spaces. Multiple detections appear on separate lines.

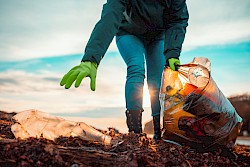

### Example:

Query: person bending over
xmin=60 ymin=0 xmax=189 ymax=141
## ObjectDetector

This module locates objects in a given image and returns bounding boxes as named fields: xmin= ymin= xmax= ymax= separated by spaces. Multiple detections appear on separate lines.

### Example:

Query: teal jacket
xmin=81 ymin=0 xmax=189 ymax=65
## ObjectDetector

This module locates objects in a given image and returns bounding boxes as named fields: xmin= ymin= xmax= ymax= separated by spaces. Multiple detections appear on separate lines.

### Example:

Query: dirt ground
xmin=0 ymin=111 xmax=250 ymax=167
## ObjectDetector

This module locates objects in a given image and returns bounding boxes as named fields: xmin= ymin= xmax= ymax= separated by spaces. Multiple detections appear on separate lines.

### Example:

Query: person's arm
xmin=164 ymin=0 xmax=189 ymax=62
xmin=81 ymin=0 xmax=127 ymax=65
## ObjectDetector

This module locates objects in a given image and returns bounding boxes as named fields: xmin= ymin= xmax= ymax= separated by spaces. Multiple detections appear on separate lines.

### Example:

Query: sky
xmin=0 ymin=0 xmax=250 ymax=131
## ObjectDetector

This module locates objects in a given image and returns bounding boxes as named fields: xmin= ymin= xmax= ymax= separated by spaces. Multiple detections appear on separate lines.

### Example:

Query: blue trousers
xmin=116 ymin=35 xmax=165 ymax=116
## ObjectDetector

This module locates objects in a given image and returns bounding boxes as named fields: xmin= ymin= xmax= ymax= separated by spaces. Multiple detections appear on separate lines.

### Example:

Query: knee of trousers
xmin=126 ymin=64 xmax=145 ymax=83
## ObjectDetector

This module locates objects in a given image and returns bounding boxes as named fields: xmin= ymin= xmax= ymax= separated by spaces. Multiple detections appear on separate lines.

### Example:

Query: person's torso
xmin=118 ymin=0 xmax=167 ymax=38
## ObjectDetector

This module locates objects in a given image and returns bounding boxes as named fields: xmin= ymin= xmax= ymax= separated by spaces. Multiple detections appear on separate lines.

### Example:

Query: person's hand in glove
xmin=60 ymin=61 xmax=98 ymax=91
xmin=167 ymin=58 xmax=180 ymax=71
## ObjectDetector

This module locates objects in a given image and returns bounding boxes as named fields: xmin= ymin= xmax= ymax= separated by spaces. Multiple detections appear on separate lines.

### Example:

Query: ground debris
xmin=1 ymin=111 xmax=250 ymax=167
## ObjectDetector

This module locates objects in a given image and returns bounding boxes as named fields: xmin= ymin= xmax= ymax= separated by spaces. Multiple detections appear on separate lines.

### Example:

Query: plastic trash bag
xmin=11 ymin=109 xmax=111 ymax=145
xmin=160 ymin=57 xmax=242 ymax=149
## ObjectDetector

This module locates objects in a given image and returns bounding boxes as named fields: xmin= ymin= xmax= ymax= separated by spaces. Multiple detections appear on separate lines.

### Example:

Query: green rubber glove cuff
xmin=60 ymin=61 xmax=98 ymax=91
xmin=168 ymin=58 xmax=180 ymax=71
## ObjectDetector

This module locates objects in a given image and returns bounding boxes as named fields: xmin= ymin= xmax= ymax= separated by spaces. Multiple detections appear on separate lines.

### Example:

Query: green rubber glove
xmin=168 ymin=58 xmax=180 ymax=71
xmin=60 ymin=61 xmax=98 ymax=91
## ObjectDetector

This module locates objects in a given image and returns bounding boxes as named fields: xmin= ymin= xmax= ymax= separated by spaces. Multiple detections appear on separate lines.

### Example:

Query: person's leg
xmin=145 ymin=39 xmax=165 ymax=139
xmin=116 ymin=35 xmax=146 ymax=133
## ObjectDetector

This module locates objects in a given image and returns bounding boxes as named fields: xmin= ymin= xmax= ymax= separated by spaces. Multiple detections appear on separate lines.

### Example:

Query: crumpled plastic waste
xmin=160 ymin=57 xmax=242 ymax=149
xmin=11 ymin=109 xmax=111 ymax=145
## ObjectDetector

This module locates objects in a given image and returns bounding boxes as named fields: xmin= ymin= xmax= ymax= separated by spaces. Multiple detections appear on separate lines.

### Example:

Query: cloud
xmin=184 ymin=0 xmax=250 ymax=50
xmin=0 ymin=70 xmax=60 ymax=93
xmin=0 ymin=0 xmax=250 ymax=61
xmin=0 ymin=0 xmax=107 ymax=61
xmin=0 ymin=64 xmax=127 ymax=113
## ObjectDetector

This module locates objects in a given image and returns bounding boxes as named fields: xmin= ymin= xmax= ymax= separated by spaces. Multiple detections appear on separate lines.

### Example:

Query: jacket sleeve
xmin=81 ymin=0 xmax=127 ymax=64
xmin=164 ymin=0 xmax=189 ymax=61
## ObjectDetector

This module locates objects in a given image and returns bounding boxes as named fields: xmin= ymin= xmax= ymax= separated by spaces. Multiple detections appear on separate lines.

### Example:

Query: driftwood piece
xmin=46 ymin=144 xmax=118 ymax=156
xmin=46 ymin=144 xmax=122 ymax=166
xmin=0 ymin=137 xmax=17 ymax=143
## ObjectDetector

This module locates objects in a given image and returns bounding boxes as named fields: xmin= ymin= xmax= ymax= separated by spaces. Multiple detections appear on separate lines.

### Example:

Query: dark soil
xmin=0 ymin=111 xmax=250 ymax=167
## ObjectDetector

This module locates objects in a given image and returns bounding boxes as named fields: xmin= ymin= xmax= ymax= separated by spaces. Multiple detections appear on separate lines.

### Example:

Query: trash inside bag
xmin=160 ymin=57 xmax=242 ymax=149
xmin=11 ymin=110 xmax=111 ymax=145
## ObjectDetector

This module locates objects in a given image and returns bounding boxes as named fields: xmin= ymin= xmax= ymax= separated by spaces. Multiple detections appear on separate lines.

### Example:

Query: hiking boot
xmin=125 ymin=110 xmax=143 ymax=133
xmin=153 ymin=115 xmax=161 ymax=141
